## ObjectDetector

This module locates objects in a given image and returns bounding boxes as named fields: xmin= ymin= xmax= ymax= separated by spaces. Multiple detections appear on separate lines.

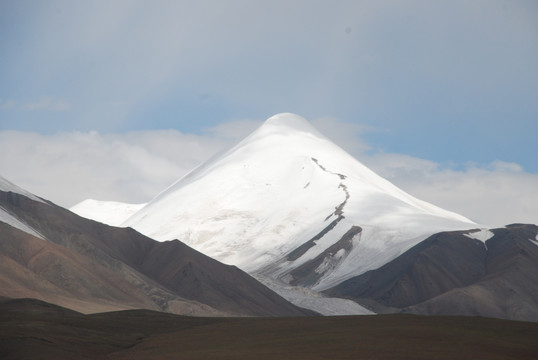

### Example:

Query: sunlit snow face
xmin=119 ymin=114 xmax=475 ymax=288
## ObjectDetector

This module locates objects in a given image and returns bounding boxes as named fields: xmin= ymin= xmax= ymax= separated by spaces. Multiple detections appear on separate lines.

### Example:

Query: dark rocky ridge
xmin=286 ymin=216 xmax=343 ymax=261
xmin=282 ymin=156 xmax=357 ymax=284
xmin=324 ymin=224 xmax=538 ymax=321
xmin=289 ymin=225 xmax=361 ymax=287
xmin=0 ymin=221 xmax=185 ymax=314
xmin=0 ymin=189 xmax=314 ymax=316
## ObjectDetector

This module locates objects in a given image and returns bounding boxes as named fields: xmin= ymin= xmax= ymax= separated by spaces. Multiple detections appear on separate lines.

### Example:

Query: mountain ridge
xmin=324 ymin=224 xmax=538 ymax=321
xmin=2 ymin=112 xmax=537 ymax=321
xmin=117 ymin=113 xmax=477 ymax=292
xmin=0 ymin=182 xmax=314 ymax=317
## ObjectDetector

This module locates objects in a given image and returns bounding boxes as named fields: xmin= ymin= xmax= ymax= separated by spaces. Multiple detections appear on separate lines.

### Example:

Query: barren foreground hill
xmin=1 ymin=298 xmax=537 ymax=360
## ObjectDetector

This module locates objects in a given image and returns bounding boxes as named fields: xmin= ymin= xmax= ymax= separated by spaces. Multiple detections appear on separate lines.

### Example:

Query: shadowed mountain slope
xmin=324 ymin=224 xmax=538 ymax=321
xmin=0 ymin=185 xmax=313 ymax=317
xmin=0 ymin=222 xmax=181 ymax=314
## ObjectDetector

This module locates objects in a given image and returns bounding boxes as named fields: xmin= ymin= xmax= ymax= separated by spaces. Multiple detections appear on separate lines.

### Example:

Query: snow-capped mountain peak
xmin=252 ymin=112 xmax=326 ymax=137
xmin=121 ymin=113 xmax=476 ymax=291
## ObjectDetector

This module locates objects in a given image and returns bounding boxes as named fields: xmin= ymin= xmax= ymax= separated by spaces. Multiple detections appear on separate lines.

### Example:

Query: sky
xmin=1 ymin=0 xmax=537 ymax=227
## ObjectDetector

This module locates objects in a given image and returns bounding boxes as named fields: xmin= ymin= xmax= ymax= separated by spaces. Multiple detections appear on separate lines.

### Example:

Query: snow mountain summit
xmin=4 ymin=113 xmax=537 ymax=320
xmin=108 ymin=113 xmax=476 ymax=290
xmin=70 ymin=114 xmax=538 ymax=320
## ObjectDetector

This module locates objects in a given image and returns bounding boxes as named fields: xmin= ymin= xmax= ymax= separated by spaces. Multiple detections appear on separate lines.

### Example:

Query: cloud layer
xmin=1 ymin=118 xmax=536 ymax=227
xmin=1 ymin=1 xmax=537 ymax=170
xmin=363 ymin=154 xmax=538 ymax=227
xmin=0 ymin=129 xmax=232 ymax=206
xmin=1 ymin=2 xmax=536 ymax=227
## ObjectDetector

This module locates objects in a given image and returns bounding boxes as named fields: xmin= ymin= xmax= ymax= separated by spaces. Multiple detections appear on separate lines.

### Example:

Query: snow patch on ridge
xmin=529 ymin=234 xmax=538 ymax=247
xmin=0 ymin=205 xmax=46 ymax=240
xmin=0 ymin=176 xmax=46 ymax=204
xmin=0 ymin=176 xmax=48 ymax=239
xmin=464 ymin=228 xmax=494 ymax=243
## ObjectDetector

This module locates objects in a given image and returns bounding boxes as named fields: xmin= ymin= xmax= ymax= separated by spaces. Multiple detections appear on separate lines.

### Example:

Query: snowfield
xmin=253 ymin=274 xmax=374 ymax=316
xmin=71 ymin=199 xmax=146 ymax=226
xmin=116 ymin=113 xmax=477 ymax=291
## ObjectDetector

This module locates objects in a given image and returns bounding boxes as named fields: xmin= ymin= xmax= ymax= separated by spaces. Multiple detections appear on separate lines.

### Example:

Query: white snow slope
xmin=0 ymin=176 xmax=46 ymax=204
xmin=0 ymin=176 xmax=47 ymax=240
xmin=70 ymin=199 xmax=146 ymax=226
xmin=122 ymin=113 xmax=478 ymax=292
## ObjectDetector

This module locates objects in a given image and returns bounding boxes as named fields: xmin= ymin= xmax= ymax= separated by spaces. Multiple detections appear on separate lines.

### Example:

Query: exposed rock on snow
xmin=121 ymin=113 xmax=477 ymax=291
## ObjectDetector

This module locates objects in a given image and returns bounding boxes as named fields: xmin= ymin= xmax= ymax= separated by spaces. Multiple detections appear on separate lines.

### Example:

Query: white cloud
xmin=0 ymin=118 xmax=536 ymax=227
xmin=283 ymin=119 xmax=538 ymax=227
xmin=487 ymin=160 xmax=524 ymax=173
xmin=0 ymin=129 xmax=233 ymax=207
xmin=362 ymin=154 xmax=538 ymax=227
xmin=0 ymin=99 xmax=15 ymax=110
xmin=21 ymin=96 xmax=71 ymax=111
xmin=312 ymin=117 xmax=372 ymax=155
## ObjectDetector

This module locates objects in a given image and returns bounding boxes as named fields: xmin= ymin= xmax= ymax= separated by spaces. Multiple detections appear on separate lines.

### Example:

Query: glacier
xmin=114 ymin=113 xmax=477 ymax=293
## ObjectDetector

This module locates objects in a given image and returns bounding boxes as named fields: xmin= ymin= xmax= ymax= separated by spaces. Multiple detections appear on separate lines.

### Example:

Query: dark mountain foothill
xmin=1 ymin=298 xmax=537 ymax=360
xmin=324 ymin=224 xmax=538 ymax=321
xmin=0 ymin=188 xmax=314 ymax=317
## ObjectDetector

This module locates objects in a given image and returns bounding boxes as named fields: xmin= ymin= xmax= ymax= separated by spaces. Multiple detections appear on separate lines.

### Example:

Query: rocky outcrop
xmin=324 ymin=224 xmax=538 ymax=321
